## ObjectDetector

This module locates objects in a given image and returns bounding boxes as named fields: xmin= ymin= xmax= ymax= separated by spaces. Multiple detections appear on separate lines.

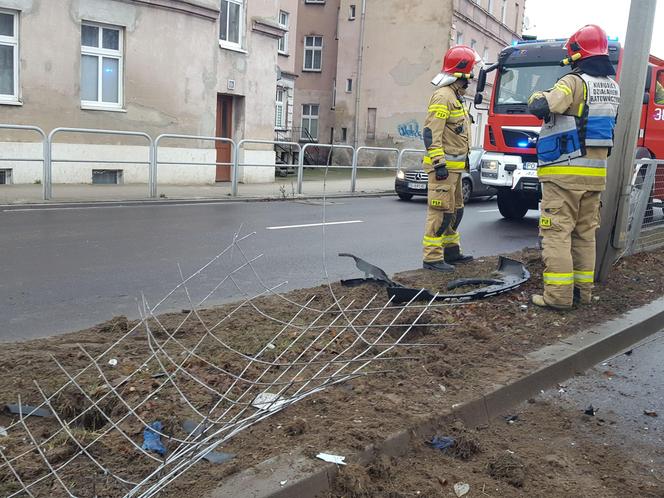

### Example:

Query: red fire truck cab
xmin=475 ymin=39 xmax=664 ymax=219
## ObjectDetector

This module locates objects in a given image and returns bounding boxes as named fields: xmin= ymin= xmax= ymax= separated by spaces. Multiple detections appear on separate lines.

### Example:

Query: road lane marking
xmin=266 ymin=220 xmax=363 ymax=230
xmin=479 ymin=209 xmax=500 ymax=213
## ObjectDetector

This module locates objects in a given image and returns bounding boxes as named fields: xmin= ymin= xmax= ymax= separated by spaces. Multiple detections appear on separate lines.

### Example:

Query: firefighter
xmin=528 ymin=25 xmax=620 ymax=309
xmin=421 ymin=45 xmax=477 ymax=272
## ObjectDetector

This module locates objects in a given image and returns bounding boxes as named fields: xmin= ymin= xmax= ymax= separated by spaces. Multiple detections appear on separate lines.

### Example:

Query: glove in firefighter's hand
xmin=528 ymin=94 xmax=551 ymax=121
xmin=434 ymin=162 xmax=449 ymax=181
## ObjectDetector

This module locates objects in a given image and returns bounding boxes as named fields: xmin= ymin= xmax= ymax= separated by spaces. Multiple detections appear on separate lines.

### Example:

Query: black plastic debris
xmin=339 ymin=253 xmax=530 ymax=303
xmin=4 ymin=404 xmax=53 ymax=418
xmin=584 ymin=405 xmax=597 ymax=416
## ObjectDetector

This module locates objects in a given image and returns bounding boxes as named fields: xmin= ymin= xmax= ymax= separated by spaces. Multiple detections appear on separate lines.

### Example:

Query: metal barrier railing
xmin=297 ymin=143 xmax=355 ymax=194
xmin=154 ymin=134 xmax=235 ymax=198
xmin=396 ymin=148 xmax=426 ymax=171
xmin=234 ymin=139 xmax=301 ymax=197
xmin=0 ymin=124 xmax=48 ymax=199
xmin=48 ymin=128 xmax=153 ymax=200
xmin=625 ymin=158 xmax=664 ymax=255
xmin=351 ymin=146 xmax=400 ymax=192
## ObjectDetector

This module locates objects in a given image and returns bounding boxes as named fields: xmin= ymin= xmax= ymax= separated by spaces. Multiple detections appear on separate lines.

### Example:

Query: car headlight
xmin=482 ymin=160 xmax=498 ymax=171
xmin=396 ymin=170 xmax=405 ymax=180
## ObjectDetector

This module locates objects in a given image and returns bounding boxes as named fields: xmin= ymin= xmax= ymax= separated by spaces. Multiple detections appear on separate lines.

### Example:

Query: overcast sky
xmin=523 ymin=0 xmax=664 ymax=56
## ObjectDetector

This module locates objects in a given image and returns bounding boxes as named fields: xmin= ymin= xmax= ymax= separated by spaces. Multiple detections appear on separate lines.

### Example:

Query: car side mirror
xmin=474 ymin=93 xmax=483 ymax=106
xmin=643 ymin=92 xmax=650 ymax=105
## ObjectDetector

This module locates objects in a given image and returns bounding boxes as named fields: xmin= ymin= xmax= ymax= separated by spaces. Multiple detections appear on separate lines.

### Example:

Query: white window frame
xmin=456 ymin=32 xmax=463 ymax=45
xmin=0 ymin=9 xmax=19 ymax=104
xmin=487 ymin=0 xmax=494 ymax=14
xmin=301 ymin=104 xmax=319 ymax=141
xmin=277 ymin=10 xmax=289 ymax=55
xmin=275 ymin=87 xmax=287 ymax=129
xmin=303 ymin=35 xmax=323 ymax=72
xmin=219 ymin=0 xmax=244 ymax=51
xmin=349 ymin=4 xmax=356 ymax=20
xmin=80 ymin=21 xmax=124 ymax=111
xmin=304 ymin=0 xmax=325 ymax=3
xmin=501 ymin=0 xmax=507 ymax=23
xmin=470 ymin=39 xmax=477 ymax=50
xmin=345 ymin=78 xmax=353 ymax=93
xmin=483 ymin=46 xmax=489 ymax=63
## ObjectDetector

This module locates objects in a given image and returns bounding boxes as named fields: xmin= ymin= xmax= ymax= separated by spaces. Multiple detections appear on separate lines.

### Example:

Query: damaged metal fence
xmin=0 ymin=229 xmax=455 ymax=497
xmin=625 ymin=159 xmax=664 ymax=255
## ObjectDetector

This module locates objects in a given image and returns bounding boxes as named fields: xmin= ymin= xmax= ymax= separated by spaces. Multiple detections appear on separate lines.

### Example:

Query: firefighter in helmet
xmin=421 ymin=45 xmax=477 ymax=272
xmin=528 ymin=25 xmax=620 ymax=309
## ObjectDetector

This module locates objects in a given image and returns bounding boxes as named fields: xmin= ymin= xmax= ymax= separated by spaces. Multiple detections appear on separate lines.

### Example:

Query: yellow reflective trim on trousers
xmin=447 ymin=161 xmax=466 ymax=169
xmin=423 ymin=236 xmax=443 ymax=247
xmin=543 ymin=272 xmax=574 ymax=285
xmin=574 ymin=270 xmax=594 ymax=283
xmin=539 ymin=166 xmax=606 ymax=177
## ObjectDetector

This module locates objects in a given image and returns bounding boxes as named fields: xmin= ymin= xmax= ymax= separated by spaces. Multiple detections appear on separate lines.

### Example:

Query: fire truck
xmin=474 ymin=39 xmax=664 ymax=219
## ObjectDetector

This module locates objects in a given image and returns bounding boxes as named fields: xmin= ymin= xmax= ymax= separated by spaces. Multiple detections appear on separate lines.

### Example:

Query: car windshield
xmin=495 ymin=64 xmax=569 ymax=105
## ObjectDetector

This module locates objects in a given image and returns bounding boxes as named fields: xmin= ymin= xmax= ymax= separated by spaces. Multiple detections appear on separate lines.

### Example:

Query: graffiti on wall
xmin=397 ymin=119 xmax=423 ymax=139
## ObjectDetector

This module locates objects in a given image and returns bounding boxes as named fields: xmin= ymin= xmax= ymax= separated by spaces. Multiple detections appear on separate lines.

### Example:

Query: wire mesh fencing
xmin=0 ymin=229 xmax=450 ymax=497
xmin=626 ymin=159 xmax=664 ymax=255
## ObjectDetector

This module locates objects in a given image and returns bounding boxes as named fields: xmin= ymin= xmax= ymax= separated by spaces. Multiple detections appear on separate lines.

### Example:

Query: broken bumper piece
xmin=340 ymin=253 xmax=530 ymax=303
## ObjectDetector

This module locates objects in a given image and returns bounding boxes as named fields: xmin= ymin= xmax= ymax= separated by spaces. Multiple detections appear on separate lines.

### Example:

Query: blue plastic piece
xmin=142 ymin=421 xmax=167 ymax=456
xmin=428 ymin=436 xmax=456 ymax=451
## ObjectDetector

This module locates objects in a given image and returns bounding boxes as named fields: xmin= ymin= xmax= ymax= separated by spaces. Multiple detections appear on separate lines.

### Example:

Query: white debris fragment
xmin=439 ymin=384 xmax=447 ymax=393
xmin=279 ymin=480 xmax=288 ymax=486
xmin=267 ymin=343 xmax=276 ymax=350
xmin=0 ymin=426 xmax=8 ymax=437
xmin=316 ymin=453 xmax=347 ymax=465
xmin=252 ymin=393 xmax=288 ymax=412
xmin=454 ymin=482 xmax=470 ymax=497
xmin=108 ymin=359 xmax=118 ymax=367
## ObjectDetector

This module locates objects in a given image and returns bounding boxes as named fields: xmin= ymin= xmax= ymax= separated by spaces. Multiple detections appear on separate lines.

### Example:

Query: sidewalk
xmin=0 ymin=169 xmax=397 ymax=205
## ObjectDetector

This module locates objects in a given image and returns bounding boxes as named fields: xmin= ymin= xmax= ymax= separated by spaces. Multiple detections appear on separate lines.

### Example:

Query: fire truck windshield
xmin=495 ymin=63 xmax=570 ymax=111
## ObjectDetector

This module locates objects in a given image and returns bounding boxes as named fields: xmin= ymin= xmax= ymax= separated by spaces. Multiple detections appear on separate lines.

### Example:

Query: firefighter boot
xmin=573 ymin=287 xmax=592 ymax=305
xmin=444 ymin=245 xmax=473 ymax=264
xmin=531 ymin=294 xmax=572 ymax=310
xmin=423 ymin=260 xmax=455 ymax=272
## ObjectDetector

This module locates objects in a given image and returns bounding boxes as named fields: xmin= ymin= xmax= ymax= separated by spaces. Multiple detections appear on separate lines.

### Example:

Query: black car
xmin=395 ymin=149 xmax=496 ymax=203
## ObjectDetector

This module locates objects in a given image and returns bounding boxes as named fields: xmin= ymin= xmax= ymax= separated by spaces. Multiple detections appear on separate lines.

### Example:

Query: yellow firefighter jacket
xmin=530 ymin=73 xmax=615 ymax=192
xmin=423 ymin=81 xmax=471 ymax=174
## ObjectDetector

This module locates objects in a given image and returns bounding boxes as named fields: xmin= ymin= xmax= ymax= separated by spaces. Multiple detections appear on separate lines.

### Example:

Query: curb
xmin=0 ymin=192 xmax=394 ymax=211
xmin=207 ymin=296 xmax=664 ymax=498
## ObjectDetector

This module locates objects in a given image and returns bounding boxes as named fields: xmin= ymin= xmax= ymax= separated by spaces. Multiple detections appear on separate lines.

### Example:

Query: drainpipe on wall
xmin=352 ymin=0 xmax=367 ymax=149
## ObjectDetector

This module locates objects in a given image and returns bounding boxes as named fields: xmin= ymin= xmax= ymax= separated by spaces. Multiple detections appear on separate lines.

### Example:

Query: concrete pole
xmin=595 ymin=0 xmax=657 ymax=282
xmin=352 ymin=0 xmax=367 ymax=150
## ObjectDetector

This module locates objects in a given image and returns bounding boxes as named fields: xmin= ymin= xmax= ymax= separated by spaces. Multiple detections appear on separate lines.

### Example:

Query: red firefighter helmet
xmin=563 ymin=24 xmax=609 ymax=65
xmin=442 ymin=45 xmax=477 ymax=79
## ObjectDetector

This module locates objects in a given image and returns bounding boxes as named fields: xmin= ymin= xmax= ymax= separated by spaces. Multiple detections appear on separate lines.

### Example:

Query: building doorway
xmin=215 ymin=94 xmax=234 ymax=182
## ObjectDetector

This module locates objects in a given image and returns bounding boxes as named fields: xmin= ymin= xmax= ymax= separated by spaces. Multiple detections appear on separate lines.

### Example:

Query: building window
xmin=80 ymin=22 xmax=123 ymax=109
xmin=341 ymin=127 xmax=347 ymax=142
xmin=301 ymin=104 xmax=319 ymax=140
xmin=487 ymin=0 xmax=494 ymax=14
xmin=349 ymin=4 xmax=356 ymax=20
xmin=470 ymin=39 xmax=477 ymax=50
xmin=514 ymin=2 xmax=520 ymax=32
xmin=305 ymin=0 xmax=325 ymax=3
xmin=275 ymin=87 xmax=286 ymax=129
xmin=456 ymin=32 xmax=463 ymax=45
xmin=220 ymin=0 xmax=243 ymax=49
xmin=0 ymin=10 xmax=19 ymax=102
xmin=277 ymin=10 xmax=289 ymax=54
xmin=346 ymin=78 xmax=353 ymax=93
xmin=366 ymin=107 xmax=377 ymax=140
xmin=501 ymin=0 xmax=507 ymax=23
xmin=483 ymin=46 xmax=489 ymax=62
xmin=303 ymin=35 xmax=323 ymax=72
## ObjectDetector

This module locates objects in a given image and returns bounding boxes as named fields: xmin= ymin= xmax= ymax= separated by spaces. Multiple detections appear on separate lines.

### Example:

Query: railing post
xmin=149 ymin=138 xmax=157 ymax=198
xmin=351 ymin=147 xmax=359 ymax=192
xmin=297 ymin=145 xmax=305 ymax=194
xmin=231 ymin=140 xmax=240 ymax=197
xmin=45 ymin=133 xmax=53 ymax=200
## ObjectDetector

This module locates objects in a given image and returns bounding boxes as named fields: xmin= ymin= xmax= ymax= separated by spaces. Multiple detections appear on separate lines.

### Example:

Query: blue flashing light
xmin=516 ymin=141 xmax=529 ymax=148
xmin=608 ymin=36 xmax=619 ymax=42
xmin=512 ymin=40 xmax=519 ymax=46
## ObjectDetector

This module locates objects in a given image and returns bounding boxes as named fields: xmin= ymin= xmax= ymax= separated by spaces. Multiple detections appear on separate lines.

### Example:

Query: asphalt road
xmin=544 ymin=330 xmax=664 ymax=476
xmin=0 ymin=196 xmax=540 ymax=341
